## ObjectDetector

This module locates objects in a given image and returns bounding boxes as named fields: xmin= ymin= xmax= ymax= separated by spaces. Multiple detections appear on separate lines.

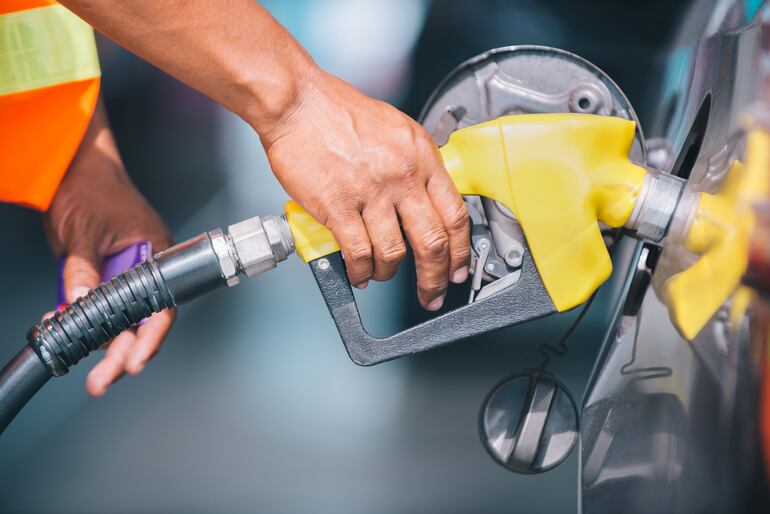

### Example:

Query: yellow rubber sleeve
xmin=285 ymin=199 xmax=340 ymax=262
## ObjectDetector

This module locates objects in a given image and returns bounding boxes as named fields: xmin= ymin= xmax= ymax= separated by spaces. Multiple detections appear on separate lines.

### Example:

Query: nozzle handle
xmin=308 ymin=251 xmax=555 ymax=366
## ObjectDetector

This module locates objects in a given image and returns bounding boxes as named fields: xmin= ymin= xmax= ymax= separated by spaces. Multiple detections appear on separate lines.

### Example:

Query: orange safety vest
xmin=0 ymin=0 xmax=100 ymax=211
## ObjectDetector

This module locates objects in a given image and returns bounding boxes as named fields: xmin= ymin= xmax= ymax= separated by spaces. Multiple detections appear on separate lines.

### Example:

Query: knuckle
xmin=376 ymin=242 xmax=407 ymax=266
xmin=445 ymin=202 xmax=470 ymax=232
xmin=395 ymin=122 xmax=418 ymax=146
xmin=392 ymin=159 xmax=420 ymax=185
xmin=346 ymin=242 xmax=373 ymax=264
xmin=417 ymin=131 xmax=438 ymax=153
xmin=324 ymin=187 xmax=360 ymax=216
xmin=326 ymin=209 xmax=359 ymax=232
xmin=418 ymin=229 xmax=449 ymax=259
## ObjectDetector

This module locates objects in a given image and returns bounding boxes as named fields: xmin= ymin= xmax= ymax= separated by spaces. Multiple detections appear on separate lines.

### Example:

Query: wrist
xmin=239 ymin=46 xmax=320 ymax=139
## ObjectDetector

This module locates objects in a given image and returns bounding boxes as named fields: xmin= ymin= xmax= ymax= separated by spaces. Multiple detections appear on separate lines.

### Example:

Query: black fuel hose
xmin=0 ymin=232 xmax=232 ymax=435
xmin=0 ymin=347 xmax=51 ymax=433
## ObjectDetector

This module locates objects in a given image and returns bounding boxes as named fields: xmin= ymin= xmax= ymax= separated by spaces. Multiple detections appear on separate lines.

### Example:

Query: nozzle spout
xmin=624 ymin=167 xmax=686 ymax=243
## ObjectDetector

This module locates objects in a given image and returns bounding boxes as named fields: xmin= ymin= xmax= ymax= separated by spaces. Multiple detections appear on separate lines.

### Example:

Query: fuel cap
xmin=479 ymin=370 xmax=578 ymax=474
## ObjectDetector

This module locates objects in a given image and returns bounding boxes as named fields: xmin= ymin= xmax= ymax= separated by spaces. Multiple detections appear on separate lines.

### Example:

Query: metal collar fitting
xmin=208 ymin=228 xmax=240 ymax=287
xmin=625 ymin=168 xmax=686 ymax=243
xmin=226 ymin=214 xmax=295 ymax=278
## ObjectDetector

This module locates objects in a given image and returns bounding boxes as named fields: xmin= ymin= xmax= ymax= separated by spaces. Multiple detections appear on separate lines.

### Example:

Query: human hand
xmin=259 ymin=67 xmax=471 ymax=310
xmin=54 ymin=1 xmax=471 ymax=309
xmin=42 ymin=101 xmax=174 ymax=397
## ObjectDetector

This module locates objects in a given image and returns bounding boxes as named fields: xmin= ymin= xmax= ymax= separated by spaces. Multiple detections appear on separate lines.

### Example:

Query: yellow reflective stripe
xmin=0 ymin=4 xmax=100 ymax=96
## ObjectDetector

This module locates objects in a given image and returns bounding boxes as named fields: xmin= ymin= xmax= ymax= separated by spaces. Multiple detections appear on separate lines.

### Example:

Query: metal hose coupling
xmin=27 ymin=214 xmax=295 ymax=376
xmin=224 ymin=214 xmax=295 ymax=283
xmin=625 ymin=167 xmax=687 ymax=243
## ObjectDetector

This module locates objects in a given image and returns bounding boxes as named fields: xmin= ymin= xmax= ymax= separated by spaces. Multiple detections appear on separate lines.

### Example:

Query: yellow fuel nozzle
xmin=284 ymin=112 xmax=770 ymax=341
xmin=287 ymin=113 xmax=653 ymax=312
xmin=663 ymin=125 xmax=770 ymax=339
xmin=438 ymin=113 xmax=649 ymax=311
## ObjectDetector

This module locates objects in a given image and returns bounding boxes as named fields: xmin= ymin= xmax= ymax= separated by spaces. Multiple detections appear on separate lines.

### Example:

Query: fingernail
xmin=70 ymin=286 xmax=90 ymax=302
xmin=354 ymin=280 xmax=369 ymax=289
xmin=427 ymin=295 xmax=445 ymax=312
xmin=451 ymin=266 xmax=469 ymax=284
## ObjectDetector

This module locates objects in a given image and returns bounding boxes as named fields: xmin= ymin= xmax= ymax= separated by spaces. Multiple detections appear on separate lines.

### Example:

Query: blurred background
xmin=0 ymin=1 xmax=692 ymax=512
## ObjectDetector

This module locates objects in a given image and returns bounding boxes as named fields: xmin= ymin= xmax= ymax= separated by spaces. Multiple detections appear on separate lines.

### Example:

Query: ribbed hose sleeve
xmin=1 ymin=228 xmax=251 ymax=436
xmin=27 ymin=260 xmax=175 ymax=377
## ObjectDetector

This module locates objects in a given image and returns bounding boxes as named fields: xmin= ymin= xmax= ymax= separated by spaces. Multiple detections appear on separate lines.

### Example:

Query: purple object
xmin=57 ymin=242 xmax=152 ymax=309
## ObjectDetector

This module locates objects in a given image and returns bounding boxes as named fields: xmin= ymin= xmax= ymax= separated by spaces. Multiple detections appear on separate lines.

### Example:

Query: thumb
xmin=63 ymin=253 xmax=103 ymax=304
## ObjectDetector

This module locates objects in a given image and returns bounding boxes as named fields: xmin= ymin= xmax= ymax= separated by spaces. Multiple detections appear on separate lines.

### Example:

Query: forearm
xmin=58 ymin=0 xmax=315 ymax=134
xmin=59 ymin=0 xmax=470 ymax=310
